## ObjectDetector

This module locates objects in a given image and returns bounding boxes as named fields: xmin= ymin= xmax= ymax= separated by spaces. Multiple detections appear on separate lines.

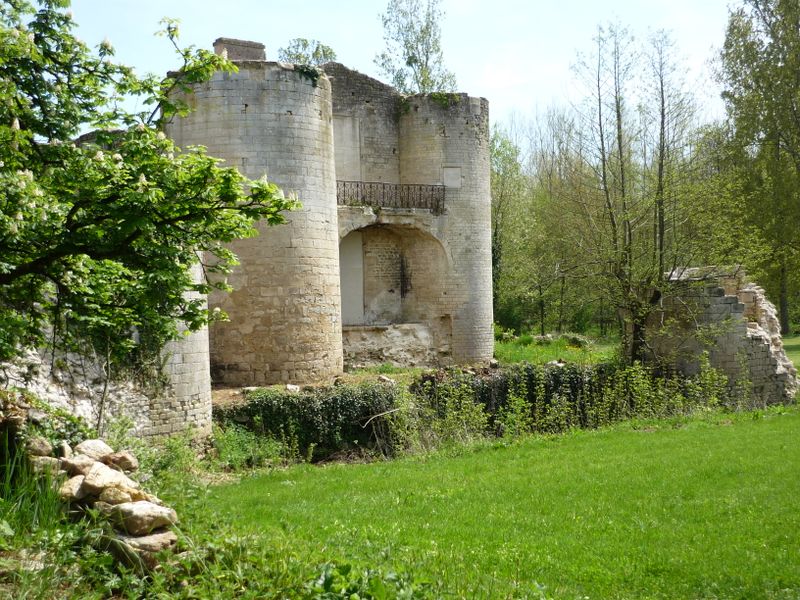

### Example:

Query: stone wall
xmin=153 ymin=264 xmax=212 ymax=437
xmin=0 ymin=339 xmax=211 ymax=439
xmin=648 ymin=270 xmax=797 ymax=404
xmin=342 ymin=324 xmax=447 ymax=368
xmin=398 ymin=95 xmax=494 ymax=364
xmin=324 ymin=62 xmax=401 ymax=184
xmin=166 ymin=38 xmax=493 ymax=382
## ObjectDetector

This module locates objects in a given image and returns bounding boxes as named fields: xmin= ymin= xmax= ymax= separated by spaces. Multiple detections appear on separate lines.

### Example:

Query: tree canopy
xmin=277 ymin=38 xmax=337 ymax=66
xmin=374 ymin=0 xmax=456 ymax=94
xmin=718 ymin=0 xmax=800 ymax=333
xmin=0 ymin=0 xmax=297 ymax=363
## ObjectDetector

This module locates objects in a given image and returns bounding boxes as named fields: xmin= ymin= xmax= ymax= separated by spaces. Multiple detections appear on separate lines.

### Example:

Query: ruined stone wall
xmin=151 ymin=263 xmax=212 ymax=437
xmin=648 ymin=272 xmax=797 ymax=404
xmin=362 ymin=227 xmax=403 ymax=323
xmin=323 ymin=63 xmax=401 ymax=183
xmin=1 ymin=260 xmax=212 ymax=438
xmin=167 ymin=40 xmax=342 ymax=386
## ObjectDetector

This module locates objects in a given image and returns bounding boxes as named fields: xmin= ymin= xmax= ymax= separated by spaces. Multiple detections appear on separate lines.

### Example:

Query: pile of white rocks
xmin=0 ymin=386 xmax=182 ymax=571
xmin=27 ymin=435 xmax=179 ymax=569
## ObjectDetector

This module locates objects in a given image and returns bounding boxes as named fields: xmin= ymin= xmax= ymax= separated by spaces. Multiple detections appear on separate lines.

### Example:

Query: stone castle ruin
xmin=166 ymin=38 xmax=494 ymax=388
xmin=2 ymin=40 xmax=795 ymax=439
xmin=647 ymin=268 xmax=797 ymax=404
xmin=2 ymin=37 xmax=494 ymax=436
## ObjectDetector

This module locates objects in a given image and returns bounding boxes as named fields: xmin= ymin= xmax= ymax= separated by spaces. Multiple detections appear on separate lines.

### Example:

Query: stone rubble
xmin=0 ymin=393 xmax=180 ymax=569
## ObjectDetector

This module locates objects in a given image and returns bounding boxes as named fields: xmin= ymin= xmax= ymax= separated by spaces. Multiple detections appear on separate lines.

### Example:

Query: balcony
xmin=336 ymin=180 xmax=445 ymax=215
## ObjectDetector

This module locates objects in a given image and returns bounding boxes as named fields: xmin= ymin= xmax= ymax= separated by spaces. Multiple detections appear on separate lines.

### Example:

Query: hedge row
xmin=214 ymin=382 xmax=402 ymax=461
xmin=219 ymin=356 xmax=754 ymax=461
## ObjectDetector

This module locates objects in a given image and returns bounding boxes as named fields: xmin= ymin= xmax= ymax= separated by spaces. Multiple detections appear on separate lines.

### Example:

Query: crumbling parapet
xmin=648 ymin=269 xmax=796 ymax=404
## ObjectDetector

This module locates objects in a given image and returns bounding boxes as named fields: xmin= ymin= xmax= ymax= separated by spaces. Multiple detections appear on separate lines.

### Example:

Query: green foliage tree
xmin=718 ymin=0 xmax=800 ymax=333
xmin=490 ymin=126 xmax=525 ymax=312
xmin=0 ymin=1 xmax=298 ymax=363
xmin=374 ymin=0 xmax=456 ymax=94
xmin=493 ymin=26 xmax=704 ymax=355
xmin=277 ymin=38 xmax=337 ymax=66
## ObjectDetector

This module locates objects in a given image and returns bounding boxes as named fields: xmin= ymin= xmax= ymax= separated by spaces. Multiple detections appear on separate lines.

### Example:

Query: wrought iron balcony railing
xmin=336 ymin=180 xmax=445 ymax=215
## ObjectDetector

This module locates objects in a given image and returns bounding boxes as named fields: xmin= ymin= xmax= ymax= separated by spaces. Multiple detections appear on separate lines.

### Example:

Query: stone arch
xmin=339 ymin=223 xmax=454 ymax=367
xmin=337 ymin=209 xmax=455 ymax=271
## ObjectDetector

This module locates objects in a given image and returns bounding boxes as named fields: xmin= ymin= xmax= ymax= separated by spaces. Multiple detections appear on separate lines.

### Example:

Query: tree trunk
xmin=538 ymin=284 xmax=546 ymax=337
xmin=780 ymin=255 xmax=790 ymax=334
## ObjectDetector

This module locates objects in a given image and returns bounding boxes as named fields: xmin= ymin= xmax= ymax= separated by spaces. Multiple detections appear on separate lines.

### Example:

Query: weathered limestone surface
xmin=342 ymin=323 xmax=450 ymax=368
xmin=166 ymin=39 xmax=494 ymax=383
xmin=74 ymin=439 xmax=114 ymax=461
xmin=167 ymin=41 xmax=343 ymax=386
xmin=330 ymin=71 xmax=493 ymax=368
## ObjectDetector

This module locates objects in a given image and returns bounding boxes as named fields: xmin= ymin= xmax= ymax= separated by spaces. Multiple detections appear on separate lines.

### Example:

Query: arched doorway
xmin=338 ymin=224 xmax=453 ymax=367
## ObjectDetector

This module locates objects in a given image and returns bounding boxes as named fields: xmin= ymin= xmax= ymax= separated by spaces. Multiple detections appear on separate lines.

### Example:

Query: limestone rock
xmin=26 ymin=436 xmax=53 ymax=457
xmin=74 ymin=439 xmax=114 ymax=461
xmin=29 ymin=455 xmax=61 ymax=475
xmin=80 ymin=462 xmax=139 ymax=496
xmin=127 ymin=488 xmax=164 ymax=506
xmin=60 ymin=454 xmax=97 ymax=477
xmin=98 ymin=486 xmax=133 ymax=505
xmin=108 ymin=501 xmax=178 ymax=536
xmin=27 ymin=409 xmax=47 ymax=425
xmin=92 ymin=501 xmax=114 ymax=516
xmin=117 ymin=530 xmax=177 ymax=553
xmin=285 ymin=384 xmax=300 ymax=393
xmin=59 ymin=475 xmax=87 ymax=502
xmin=55 ymin=441 xmax=73 ymax=459
xmin=101 ymin=451 xmax=139 ymax=473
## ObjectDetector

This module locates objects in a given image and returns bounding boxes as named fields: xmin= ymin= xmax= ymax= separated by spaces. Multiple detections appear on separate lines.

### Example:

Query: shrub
xmin=559 ymin=332 xmax=592 ymax=349
xmin=493 ymin=323 xmax=516 ymax=342
xmin=214 ymin=358 xmax=752 ymax=461
xmin=214 ymin=382 xmax=403 ymax=461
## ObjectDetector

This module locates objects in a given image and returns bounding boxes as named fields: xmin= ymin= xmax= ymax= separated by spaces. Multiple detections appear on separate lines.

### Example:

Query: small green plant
xmin=517 ymin=334 xmax=534 ymax=347
xmin=2 ymin=389 xmax=94 ymax=449
xmin=496 ymin=383 xmax=533 ymax=438
xmin=306 ymin=562 xmax=433 ymax=599
xmin=429 ymin=91 xmax=460 ymax=109
xmin=0 ymin=429 xmax=64 ymax=537
xmin=212 ymin=423 xmax=287 ymax=471
xmin=295 ymin=63 xmax=321 ymax=86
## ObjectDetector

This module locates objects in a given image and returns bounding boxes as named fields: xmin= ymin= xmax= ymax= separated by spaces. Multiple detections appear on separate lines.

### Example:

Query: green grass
xmin=783 ymin=333 xmax=800 ymax=367
xmin=494 ymin=335 xmax=617 ymax=365
xmin=206 ymin=408 xmax=800 ymax=599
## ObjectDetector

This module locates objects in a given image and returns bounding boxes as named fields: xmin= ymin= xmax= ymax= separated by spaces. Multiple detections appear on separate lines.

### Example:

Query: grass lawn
xmin=206 ymin=408 xmax=800 ymax=599
xmin=783 ymin=333 xmax=800 ymax=367
xmin=494 ymin=335 xmax=617 ymax=365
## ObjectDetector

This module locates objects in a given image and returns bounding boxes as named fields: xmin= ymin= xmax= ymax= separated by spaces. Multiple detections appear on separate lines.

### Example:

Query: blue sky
xmin=69 ymin=0 xmax=733 ymax=124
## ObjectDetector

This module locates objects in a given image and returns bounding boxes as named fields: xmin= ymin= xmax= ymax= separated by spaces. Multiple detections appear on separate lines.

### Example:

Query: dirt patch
xmin=211 ymin=388 xmax=247 ymax=408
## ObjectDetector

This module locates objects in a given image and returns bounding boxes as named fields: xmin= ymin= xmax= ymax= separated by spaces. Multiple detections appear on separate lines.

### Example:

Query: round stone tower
xmin=398 ymin=94 xmax=494 ymax=363
xmin=167 ymin=38 xmax=342 ymax=385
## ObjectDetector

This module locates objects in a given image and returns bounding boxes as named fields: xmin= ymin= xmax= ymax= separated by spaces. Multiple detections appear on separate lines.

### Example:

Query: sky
xmin=68 ymin=0 xmax=735 ymax=125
